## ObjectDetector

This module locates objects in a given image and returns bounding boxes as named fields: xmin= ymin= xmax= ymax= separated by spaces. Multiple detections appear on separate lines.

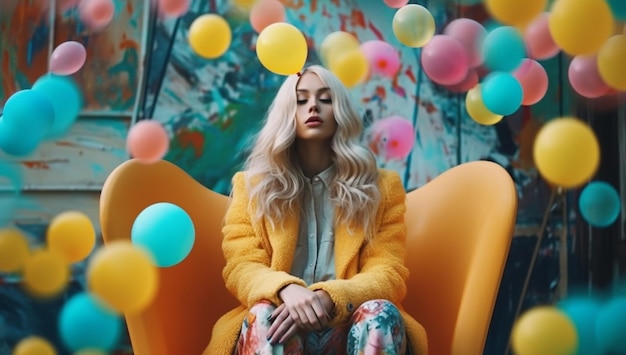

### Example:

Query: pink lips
xmin=305 ymin=116 xmax=322 ymax=124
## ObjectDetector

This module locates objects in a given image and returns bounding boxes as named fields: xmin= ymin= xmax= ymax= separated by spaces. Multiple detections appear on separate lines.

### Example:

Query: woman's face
xmin=295 ymin=72 xmax=337 ymax=141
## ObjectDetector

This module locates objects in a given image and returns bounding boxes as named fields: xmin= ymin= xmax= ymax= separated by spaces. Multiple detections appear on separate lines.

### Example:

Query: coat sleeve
xmin=309 ymin=170 xmax=409 ymax=325
xmin=221 ymin=172 xmax=306 ymax=308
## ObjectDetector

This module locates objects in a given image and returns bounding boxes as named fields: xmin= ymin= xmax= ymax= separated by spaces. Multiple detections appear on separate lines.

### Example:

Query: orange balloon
xmin=87 ymin=241 xmax=159 ymax=314
xmin=47 ymin=211 xmax=96 ymax=263
xmin=549 ymin=0 xmax=614 ymax=55
xmin=126 ymin=120 xmax=170 ymax=164
xmin=597 ymin=34 xmax=626 ymax=91
xmin=250 ymin=0 xmax=285 ymax=33
xmin=0 ymin=228 xmax=30 ymax=272
xmin=23 ymin=249 xmax=70 ymax=298
xmin=485 ymin=0 xmax=546 ymax=28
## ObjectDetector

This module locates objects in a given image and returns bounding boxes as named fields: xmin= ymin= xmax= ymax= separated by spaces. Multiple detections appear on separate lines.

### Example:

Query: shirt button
xmin=347 ymin=303 xmax=354 ymax=312
xmin=313 ymin=177 xmax=320 ymax=182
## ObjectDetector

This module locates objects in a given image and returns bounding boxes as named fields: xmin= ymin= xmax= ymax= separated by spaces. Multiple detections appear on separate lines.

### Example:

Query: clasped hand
xmin=266 ymin=284 xmax=334 ymax=345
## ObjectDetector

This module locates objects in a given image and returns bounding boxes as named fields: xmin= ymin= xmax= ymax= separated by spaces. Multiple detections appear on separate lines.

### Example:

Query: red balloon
xmin=126 ymin=120 xmax=170 ymax=164
xmin=421 ymin=35 xmax=469 ymax=86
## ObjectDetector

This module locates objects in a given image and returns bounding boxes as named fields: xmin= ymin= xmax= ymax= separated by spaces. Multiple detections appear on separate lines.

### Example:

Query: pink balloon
xmin=384 ymin=0 xmax=410 ymax=8
xmin=250 ymin=0 xmax=286 ymax=33
xmin=444 ymin=68 xmax=479 ymax=93
xmin=158 ymin=0 xmax=190 ymax=17
xmin=370 ymin=116 xmax=415 ymax=161
xmin=568 ymin=55 xmax=611 ymax=98
xmin=524 ymin=12 xmax=560 ymax=60
xmin=126 ymin=120 xmax=170 ymax=164
xmin=421 ymin=35 xmax=469 ymax=86
xmin=360 ymin=40 xmax=401 ymax=78
xmin=443 ymin=18 xmax=487 ymax=68
xmin=49 ymin=41 xmax=87 ymax=76
xmin=78 ymin=0 xmax=115 ymax=31
xmin=513 ymin=58 xmax=548 ymax=105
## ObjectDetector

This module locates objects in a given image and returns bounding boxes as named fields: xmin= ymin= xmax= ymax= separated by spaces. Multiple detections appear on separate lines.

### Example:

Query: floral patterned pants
xmin=235 ymin=299 xmax=407 ymax=355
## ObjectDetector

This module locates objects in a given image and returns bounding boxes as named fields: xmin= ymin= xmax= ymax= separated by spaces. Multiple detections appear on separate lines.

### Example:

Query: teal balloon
xmin=482 ymin=26 xmax=526 ymax=72
xmin=606 ymin=0 xmax=626 ymax=20
xmin=595 ymin=298 xmax=626 ymax=354
xmin=59 ymin=292 xmax=122 ymax=352
xmin=0 ymin=161 xmax=23 ymax=227
xmin=2 ymin=89 xmax=54 ymax=138
xmin=0 ymin=117 xmax=42 ymax=156
xmin=131 ymin=202 xmax=195 ymax=267
xmin=481 ymin=72 xmax=523 ymax=116
xmin=579 ymin=181 xmax=621 ymax=228
xmin=559 ymin=297 xmax=601 ymax=355
xmin=32 ymin=74 xmax=83 ymax=138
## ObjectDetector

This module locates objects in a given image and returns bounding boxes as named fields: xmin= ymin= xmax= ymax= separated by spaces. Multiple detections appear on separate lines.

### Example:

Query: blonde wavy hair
xmin=243 ymin=65 xmax=381 ymax=239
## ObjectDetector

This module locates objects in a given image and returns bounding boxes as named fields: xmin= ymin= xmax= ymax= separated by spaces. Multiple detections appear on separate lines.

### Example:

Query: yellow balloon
xmin=392 ymin=4 xmax=435 ymax=48
xmin=549 ymin=0 xmax=614 ymax=55
xmin=47 ymin=211 xmax=96 ymax=264
xmin=533 ymin=117 xmax=600 ymax=189
xmin=465 ymin=85 xmax=503 ymax=126
xmin=319 ymin=31 xmax=360 ymax=68
xmin=233 ymin=0 xmax=258 ymax=10
xmin=598 ymin=34 xmax=626 ymax=91
xmin=188 ymin=14 xmax=232 ymax=59
xmin=256 ymin=22 xmax=308 ymax=75
xmin=13 ymin=336 xmax=57 ymax=355
xmin=512 ymin=306 xmax=578 ymax=355
xmin=485 ymin=0 xmax=546 ymax=28
xmin=0 ymin=228 xmax=29 ymax=272
xmin=329 ymin=49 xmax=369 ymax=88
xmin=23 ymin=249 xmax=69 ymax=298
xmin=87 ymin=241 xmax=159 ymax=314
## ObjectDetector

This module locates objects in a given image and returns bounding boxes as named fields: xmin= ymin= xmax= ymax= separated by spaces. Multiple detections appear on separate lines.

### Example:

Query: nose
xmin=308 ymin=99 xmax=319 ymax=113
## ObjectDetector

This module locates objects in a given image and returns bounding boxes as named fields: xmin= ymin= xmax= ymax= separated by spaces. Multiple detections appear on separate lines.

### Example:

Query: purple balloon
xmin=49 ymin=41 xmax=87 ymax=76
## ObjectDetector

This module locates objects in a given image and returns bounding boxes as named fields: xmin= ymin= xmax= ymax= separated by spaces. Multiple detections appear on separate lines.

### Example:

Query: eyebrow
xmin=296 ymin=87 xmax=330 ymax=93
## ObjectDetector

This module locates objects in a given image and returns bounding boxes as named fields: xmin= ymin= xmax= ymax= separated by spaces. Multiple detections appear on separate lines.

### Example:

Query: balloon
xmin=482 ymin=26 xmax=526 ymax=72
xmin=579 ymin=181 xmax=621 ymax=227
xmin=392 ymin=4 xmax=436 ymax=48
xmin=250 ymin=0 xmax=285 ymax=33
xmin=74 ymin=350 xmax=107 ymax=355
xmin=524 ymin=12 xmax=560 ymax=60
xmin=319 ymin=31 xmax=360 ymax=68
xmin=370 ymin=116 xmax=415 ymax=160
xmin=87 ymin=241 xmax=159 ymax=314
xmin=131 ymin=202 xmax=195 ymax=268
xmin=157 ymin=0 xmax=190 ymax=17
xmin=485 ymin=0 xmax=546 ymax=27
xmin=0 ymin=117 xmax=42 ymax=157
xmin=59 ymin=292 xmax=122 ymax=352
xmin=568 ymin=55 xmax=611 ymax=99
xmin=606 ymin=0 xmax=626 ymax=20
xmin=23 ymin=249 xmax=70 ymax=298
xmin=533 ymin=117 xmax=600 ymax=188
xmin=0 ymin=162 xmax=23 ymax=227
xmin=47 ymin=211 xmax=96 ymax=263
xmin=32 ymin=74 xmax=83 ymax=138
xmin=421 ymin=35 xmax=469 ymax=86
xmin=595 ymin=298 xmax=626 ymax=354
xmin=329 ymin=49 xmax=369 ymax=88
xmin=0 ymin=228 xmax=30 ymax=272
xmin=78 ymin=0 xmax=115 ymax=31
xmin=188 ymin=14 xmax=231 ymax=59
xmin=597 ymin=34 xmax=626 ymax=91
xmin=256 ymin=22 xmax=308 ymax=75
xmin=481 ymin=72 xmax=523 ymax=116
xmin=513 ymin=58 xmax=548 ymax=105
xmin=511 ymin=306 xmax=579 ymax=355
xmin=465 ymin=85 xmax=504 ymax=125
xmin=2 ymin=89 xmax=54 ymax=139
xmin=360 ymin=40 xmax=401 ymax=78
xmin=49 ymin=41 xmax=86 ymax=76
xmin=445 ymin=68 xmax=479 ymax=93
xmin=126 ymin=120 xmax=170 ymax=164
xmin=384 ymin=0 xmax=409 ymax=8
xmin=444 ymin=18 xmax=487 ymax=68
xmin=233 ymin=0 xmax=257 ymax=10
xmin=559 ymin=297 xmax=601 ymax=355
xmin=13 ymin=336 xmax=56 ymax=355
xmin=549 ymin=0 xmax=614 ymax=55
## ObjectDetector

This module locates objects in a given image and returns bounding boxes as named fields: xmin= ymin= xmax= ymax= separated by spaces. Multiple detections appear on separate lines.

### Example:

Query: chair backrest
xmin=403 ymin=160 xmax=517 ymax=355
xmin=99 ymin=159 xmax=516 ymax=355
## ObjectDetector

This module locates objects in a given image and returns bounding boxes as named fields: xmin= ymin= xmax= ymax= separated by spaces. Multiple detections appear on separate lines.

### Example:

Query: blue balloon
xmin=131 ymin=202 xmax=195 ymax=267
xmin=59 ymin=292 xmax=122 ymax=352
xmin=32 ymin=74 xmax=83 ymax=138
xmin=595 ymin=298 xmax=626 ymax=354
xmin=0 ymin=116 xmax=42 ymax=156
xmin=481 ymin=72 xmax=523 ymax=116
xmin=559 ymin=297 xmax=601 ymax=355
xmin=2 ymin=89 xmax=54 ymax=138
xmin=482 ymin=26 xmax=526 ymax=72
xmin=579 ymin=181 xmax=621 ymax=228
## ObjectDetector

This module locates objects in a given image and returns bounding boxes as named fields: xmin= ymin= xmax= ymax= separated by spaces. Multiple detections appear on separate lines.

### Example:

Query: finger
xmin=300 ymin=305 xmax=322 ymax=330
xmin=278 ymin=322 xmax=301 ymax=344
xmin=269 ymin=315 xmax=294 ymax=345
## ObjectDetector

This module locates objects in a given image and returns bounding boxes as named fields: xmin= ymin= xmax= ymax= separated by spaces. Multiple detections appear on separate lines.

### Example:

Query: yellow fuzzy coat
xmin=204 ymin=170 xmax=428 ymax=354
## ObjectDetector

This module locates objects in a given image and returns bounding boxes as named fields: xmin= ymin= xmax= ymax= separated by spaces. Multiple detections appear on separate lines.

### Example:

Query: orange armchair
xmin=99 ymin=159 xmax=517 ymax=355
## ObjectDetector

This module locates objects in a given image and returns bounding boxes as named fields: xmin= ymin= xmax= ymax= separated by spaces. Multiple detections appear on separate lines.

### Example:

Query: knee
xmin=245 ymin=300 xmax=276 ymax=325
xmin=357 ymin=299 xmax=401 ymax=317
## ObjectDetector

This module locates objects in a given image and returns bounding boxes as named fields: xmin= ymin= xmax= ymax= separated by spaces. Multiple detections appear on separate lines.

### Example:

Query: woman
xmin=205 ymin=65 xmax=427 ymax=355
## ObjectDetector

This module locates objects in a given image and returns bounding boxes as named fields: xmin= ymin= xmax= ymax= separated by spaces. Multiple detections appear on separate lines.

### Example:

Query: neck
xmin=295 ymin=140 xmax=333 ymax=177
